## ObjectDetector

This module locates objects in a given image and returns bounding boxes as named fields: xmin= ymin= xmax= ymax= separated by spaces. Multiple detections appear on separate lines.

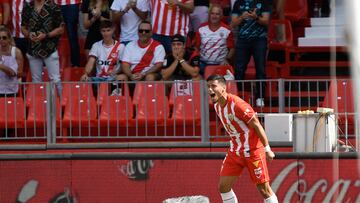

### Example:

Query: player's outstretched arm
xmin=248 ymin=116 xmax=275 ymax=162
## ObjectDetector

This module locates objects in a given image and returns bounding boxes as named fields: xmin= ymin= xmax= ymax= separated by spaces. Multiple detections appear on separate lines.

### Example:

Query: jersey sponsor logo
xmin=254 ymin=167 xmax=262 ymax=179
xmin=96 ymin=60 xmax=117 ymax=66
xmin=252 ymin=160 xmax=259 ymax=168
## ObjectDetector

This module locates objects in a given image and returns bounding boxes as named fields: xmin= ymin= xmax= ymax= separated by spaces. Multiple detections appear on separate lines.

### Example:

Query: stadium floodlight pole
xmin=345 ymin=0 xmax=360 ymax=151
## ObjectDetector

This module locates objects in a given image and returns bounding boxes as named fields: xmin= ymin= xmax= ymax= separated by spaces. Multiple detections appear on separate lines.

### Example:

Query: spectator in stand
xmin=82 ymin=0 xmax=112 ymax=58
xmin=195 ymin=4 xmax=235 ymax=75
xmin=231 ymin=0 xmax=271 ymax=107
xmin=119 ymin=20 xmax=165 ymax=81
xmin=8 ymin=0 xmax=29 ymax=58
xmin=210 ymin=0 xmax=232 ymax=23
xmin=80 ymin=20 xmax=125 ymax=82
xmin=149 ymin=0 xmax=194 ymax=54
xmin=0 ymin=54 xmax=18 ymax=96
xmin=162 ymin=34 xmax=201 ymax=81
xmin=190 ymin=0 xmax=209 ymax=32
xmin=0 ymin=26 xmax=23 ymax=80
xmin=111 ymin=0 xmax=148 ymax=45
xmin=21 ymin=0 xmax=64 ymax=95
xmin=0 ymin=0 xmax=10 ymax=25
xmin=54 ymin=0 xmax=81 ymax=68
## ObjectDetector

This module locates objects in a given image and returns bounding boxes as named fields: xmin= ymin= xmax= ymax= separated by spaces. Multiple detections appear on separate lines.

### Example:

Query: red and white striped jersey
xmin=214 ymin=94 xmax=263 ymax=156
xmin=121 ymin=39 xmax=165 ymax=74
xmin=10 ymin=0 xmax=30 ymax=38
xmin=195 ymin=22 xmax=234 ymax=64
xmin=54 ymin=0 xmax=81 ymax=5
xmin=149 ymin=0 xmax=192 ymax=36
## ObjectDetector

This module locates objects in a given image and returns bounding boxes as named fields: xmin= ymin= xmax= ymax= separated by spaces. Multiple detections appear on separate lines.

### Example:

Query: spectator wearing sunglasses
xmin=119 ymin=20 xmax=165 ymax=81
xmin=0 ymin=26 xmax=23 ymax=80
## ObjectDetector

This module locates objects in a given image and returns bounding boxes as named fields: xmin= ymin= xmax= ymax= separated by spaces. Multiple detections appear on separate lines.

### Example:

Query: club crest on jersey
xmin=228 ymin=114 xmax=234 ymax=121
xmin=254 ymin=167 xmax=262 ymax=179
xmin=220 ymin=32 xmax=224 ymax=38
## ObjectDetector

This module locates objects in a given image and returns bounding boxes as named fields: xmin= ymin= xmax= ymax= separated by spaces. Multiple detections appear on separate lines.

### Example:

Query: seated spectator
xmin=82 ymin=0 xmax=112 ymax=58
xmin=195 ymin=4 xmax=234 ymax=75
xmin=21 ymin=0 xmax=64 ymax=96
xmin=162 ymin=34 xmax=201 ymax=81
xmin=119 ymin=20 xmax=165 ymax=81
xmin=0 ymin=55 xmax=18 ymax=96
xmin=0 ymin=26 xmax=24 ymax=80
xmin=80 ymin=20 xmax=125 ymax=82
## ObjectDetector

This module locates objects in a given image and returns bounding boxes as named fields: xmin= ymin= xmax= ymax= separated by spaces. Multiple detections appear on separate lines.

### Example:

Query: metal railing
xmin=0 ymin=79 xmax=356 ymax=150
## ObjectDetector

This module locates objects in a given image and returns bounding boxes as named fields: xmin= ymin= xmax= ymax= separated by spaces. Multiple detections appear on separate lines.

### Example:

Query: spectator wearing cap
xmin=162 ymin=34 xmax=201 ymax=81
xmin=195 ymin=4 xmax=235 ymax=75
xmin=119 ymin=20 xmax=165 ymax=81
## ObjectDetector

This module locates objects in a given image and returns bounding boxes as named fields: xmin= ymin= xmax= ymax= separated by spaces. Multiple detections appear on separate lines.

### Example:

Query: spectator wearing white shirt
xmin=111 ymin=0 xmax=149 ymax=45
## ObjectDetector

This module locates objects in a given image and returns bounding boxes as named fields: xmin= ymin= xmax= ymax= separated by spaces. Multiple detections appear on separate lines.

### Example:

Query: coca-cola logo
xmin=272 ymin=161 xmax=360 ymax=202
xmin=118 ymin=160 xmax=154 ymax=181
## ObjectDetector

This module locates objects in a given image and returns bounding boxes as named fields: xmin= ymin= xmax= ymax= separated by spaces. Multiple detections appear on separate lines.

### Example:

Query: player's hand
xmin=266 ymin=151 xmax=275 ymax=162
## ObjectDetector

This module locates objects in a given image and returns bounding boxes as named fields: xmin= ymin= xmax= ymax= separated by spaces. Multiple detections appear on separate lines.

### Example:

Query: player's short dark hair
xmin=207 ymin=74 xmax=226 ymax=85
xmin=100 ymin=20 xmax=114 ymax=30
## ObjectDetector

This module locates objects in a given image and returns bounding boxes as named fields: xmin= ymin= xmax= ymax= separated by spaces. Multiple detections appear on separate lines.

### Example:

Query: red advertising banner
xmin=0 ymin=159 xmax=359 ymax=202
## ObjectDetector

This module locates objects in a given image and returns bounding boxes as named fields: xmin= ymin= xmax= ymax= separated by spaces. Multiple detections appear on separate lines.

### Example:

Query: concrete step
xmin=304 ymin=26 xmax=345 ymax=38
xmin=310 ymin=17 xmax=345 ymax=27
xmin=298 ymin=37 xmax=346 ymax=47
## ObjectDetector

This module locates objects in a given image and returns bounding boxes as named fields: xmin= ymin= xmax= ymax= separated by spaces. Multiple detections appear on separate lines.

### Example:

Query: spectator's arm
xmin=15 ymin=48 xmax=24 ymax=77
xmin=21 ymin=26 xmax=30 ymax=39
xmin=80 ymin=56 xmax=96 ymax=81
xmin=0 ymin=63 xmax=16 ymax=77
xmin=161 ymin=60 xmax=178 ymax=80
xmin=256 ymin=12 xmax=271 ymax=27
xmin=83 ymin=13 xmax=95 ymax=29
xmin=223 ymin=47 xmax=234 ymax=65
xmin=230 ymin=15 xmax=245 ymax=28
xmin=179 ymin=60 xmax=199 ymax=78
xmin=131 ymin=7 xmax=148 ymax=20
xmin=144 ymin=62 xmax=162 ymax=75
xmin=47 ymin=24 xmax=65 ymax=38
xmin=175 ymin=0 xmax=194 ymax=14
xmin=121 ymin=62 xmax=133 ymax=79
xmin=2 ymin=2 xmax=10 ymax=25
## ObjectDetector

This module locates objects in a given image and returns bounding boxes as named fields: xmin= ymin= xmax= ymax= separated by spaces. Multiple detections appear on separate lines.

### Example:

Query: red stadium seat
xmin=97 ymin=82 xmax=130 ymax=106
xmin=284 ymin=0 xmax=308 ymax=22
xmin=132 ymin=82 xmax=167 ymax=106
xmin=62 ymin=67 xmax=85 ymax=81
xmin=170 ymin=95 xmax=201 ymax=125
xmin=24 ymin=83 xmax=47 ymax=107
xmin=204 ymin=65 xmax=234 ymax=79
xmin=62 ymin=96 xmax=98 ymax=127
xmin=61 ymin=83 xmax=94 ymax=106
xmin=27 ymin=97 xmax=61 ymax=127
xmin=0 ymin=97 xmax=26 ymax=128
xmin=133 ymin=83 xmax=169 ymax=125
xmin=99 ymin=95 xmax=133 ymax=126
xmin=169 ymin=81 xmax=201 ymax=107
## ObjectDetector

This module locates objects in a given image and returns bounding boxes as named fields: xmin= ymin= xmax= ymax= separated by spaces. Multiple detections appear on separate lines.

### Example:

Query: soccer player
xmin=206 ymin=75 xmax=278 ymax=203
